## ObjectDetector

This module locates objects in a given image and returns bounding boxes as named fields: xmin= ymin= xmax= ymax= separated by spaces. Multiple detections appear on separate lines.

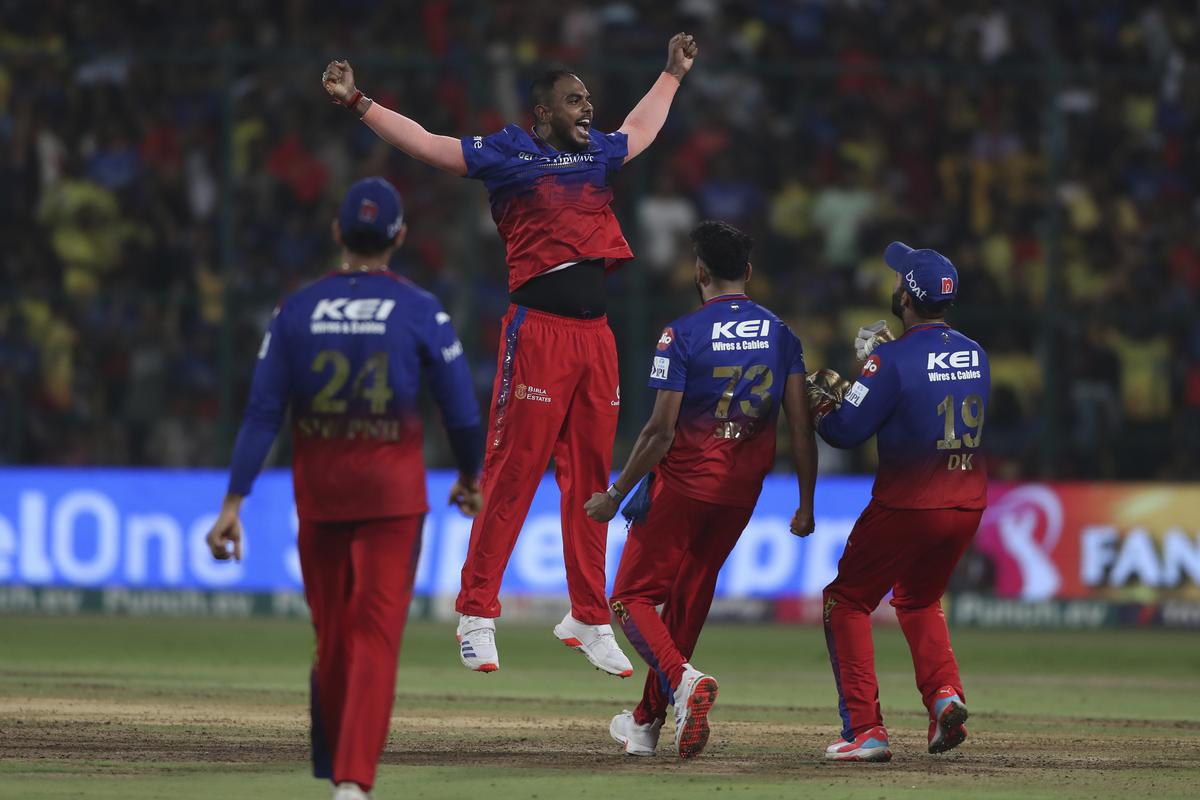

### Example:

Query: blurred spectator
xmin=1 ymin=0 xmax=1197 ymax=481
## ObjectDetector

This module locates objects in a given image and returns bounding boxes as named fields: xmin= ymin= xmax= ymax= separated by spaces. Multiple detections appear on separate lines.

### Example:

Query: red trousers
xmin=457 ymin=306 xmax=620 ymax=625
xmin=823 ymin=501 xmax=983 ymax=739
xmin=610 ymin=480 xmax=753 ymax=724
xmin=300 ymin=515 xmax=422 ymax=791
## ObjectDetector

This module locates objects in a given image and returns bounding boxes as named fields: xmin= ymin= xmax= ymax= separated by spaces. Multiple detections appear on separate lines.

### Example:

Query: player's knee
xmin=609 ymin=595 xmax=657 ymax=617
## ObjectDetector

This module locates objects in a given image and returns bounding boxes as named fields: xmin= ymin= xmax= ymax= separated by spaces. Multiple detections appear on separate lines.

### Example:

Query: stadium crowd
xmin=2 ymin=0 xmax=1198 ymax=479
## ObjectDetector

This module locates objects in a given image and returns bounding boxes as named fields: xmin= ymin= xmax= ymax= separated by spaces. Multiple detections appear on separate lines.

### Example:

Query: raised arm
xmin=618 ymin=33 xmax=698 ymax=163
xmin=323 ymin=60 xmax=468 ymax=176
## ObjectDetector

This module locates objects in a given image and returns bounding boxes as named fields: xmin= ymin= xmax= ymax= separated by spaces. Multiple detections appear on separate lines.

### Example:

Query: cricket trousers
xmin=610 ymin=480 xmax=753 ymax=724
xmin=300 ymin=514 xmax=423 ymax=791
xmin=457 ymin=305 xmax=620 ymax=625
xmin=823 ymin=501 xmax=984 ymax=740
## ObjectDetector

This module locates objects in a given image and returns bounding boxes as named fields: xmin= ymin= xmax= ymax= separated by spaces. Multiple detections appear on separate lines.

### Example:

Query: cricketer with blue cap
xmin=803 ymin=240 xmax=989 ymax=765
xmin=884 ymin=241 xmax=958 ymax=316
xmin=336 ymin=176 xmax=406 ymax=256
xmin=205 ymin=176 xmax=484 ymax=797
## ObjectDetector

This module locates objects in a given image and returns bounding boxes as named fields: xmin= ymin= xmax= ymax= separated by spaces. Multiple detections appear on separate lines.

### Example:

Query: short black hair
xmin=690 ymin=220 xmax=754 ymax=281
xmin=340 ymin=227 xmax=394 ymax=257
xmin=530 ymin=69 xmax=579 ymax=109
xmin=912 ymin=297 xmax=953 ymax=319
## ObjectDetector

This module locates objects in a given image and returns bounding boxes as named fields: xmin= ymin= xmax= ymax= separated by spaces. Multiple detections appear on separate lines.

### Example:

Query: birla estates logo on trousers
xmin=514 ymin=384 xmax=552 ymax=404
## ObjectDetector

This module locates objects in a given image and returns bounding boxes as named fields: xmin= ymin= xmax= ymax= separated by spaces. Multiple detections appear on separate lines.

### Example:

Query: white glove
xmin=854 ymin=320 xmax=894 ymax=361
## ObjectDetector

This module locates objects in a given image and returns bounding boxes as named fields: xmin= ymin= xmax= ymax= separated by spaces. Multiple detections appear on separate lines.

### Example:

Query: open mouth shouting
xmin=574 ymin=116 xmax=591 ymax=141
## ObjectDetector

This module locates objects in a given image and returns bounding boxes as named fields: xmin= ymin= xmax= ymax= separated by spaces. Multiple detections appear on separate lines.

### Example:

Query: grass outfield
xmin=1 ymin=616 xmax=1198 ymax=799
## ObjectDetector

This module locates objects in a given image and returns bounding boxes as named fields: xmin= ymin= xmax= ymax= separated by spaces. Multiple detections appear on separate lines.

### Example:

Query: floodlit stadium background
xmin=1 ymin=1 xmax=1198 ymax=622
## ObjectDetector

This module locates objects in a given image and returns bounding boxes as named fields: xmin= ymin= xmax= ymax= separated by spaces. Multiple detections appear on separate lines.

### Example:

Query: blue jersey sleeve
xmin=647 ymin=323 xmax=687 ymax=392
xmin=817 ymin=349 xmax=901 ymax=449
xmin=228 ymin=308 xmax=292 ymax=495
xmin=784 ymin=326 xmax=807 ymax=375
xmin=419 ymin=298 xmax=483 ymax=475
xmin=461 ymin=127 xmax=516 ymax=180
xmin=597 ymin=130 xmax=629 ymax=175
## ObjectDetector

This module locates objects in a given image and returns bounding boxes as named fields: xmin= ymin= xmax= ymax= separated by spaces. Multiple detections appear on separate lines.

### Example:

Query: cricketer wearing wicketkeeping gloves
xmin=205 ymin=179 xmax=483 ymax=800
xmin=322 ymin=34 xmax=698 ymax=677
xmin=807 ymin=242 xmax=989 ymax=763
xmin=584 ymin=221 xmax=818 ymax=760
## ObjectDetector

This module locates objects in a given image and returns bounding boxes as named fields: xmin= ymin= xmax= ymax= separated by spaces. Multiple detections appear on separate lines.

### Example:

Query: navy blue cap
xmin=338 ymin=177 xmax=404 ymax=241
xmin=883 ymin=241 xmax=958 ymax=305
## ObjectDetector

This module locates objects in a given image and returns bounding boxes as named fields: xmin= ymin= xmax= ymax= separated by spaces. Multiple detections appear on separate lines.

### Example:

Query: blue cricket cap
xmin=883 ymin=241 xmax=958 ymax=305
xmin=338 ymin=177 xmax=404 ymax=242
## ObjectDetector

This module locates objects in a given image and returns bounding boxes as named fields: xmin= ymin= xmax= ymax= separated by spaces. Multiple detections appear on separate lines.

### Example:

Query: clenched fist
xmin=805 ymin=368 xmax=850 ymax=424
xmin=664 ymin=33 xmax=698 ymax=80
xmin=322 ymin=59 xmax=358 ymax=104
xmin=854 ymin=320 xmax=894 ymax=361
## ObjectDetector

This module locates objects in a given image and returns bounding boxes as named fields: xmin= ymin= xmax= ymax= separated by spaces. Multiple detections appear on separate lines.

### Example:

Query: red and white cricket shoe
xmin=456 ymin=614 xmax=499 ymax=672
xmin=927 ymin=686 xmax=969 ymax=754
xmin=554 ymin=613 xmax=634 ymax=677
xmin=673 ymin=666 xmax=719 ymax=759
xmin=825 ymin=725 xmax=892 ymax=762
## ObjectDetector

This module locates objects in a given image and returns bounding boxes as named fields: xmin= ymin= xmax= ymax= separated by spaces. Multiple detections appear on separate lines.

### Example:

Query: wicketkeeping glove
xmin=805 ymin=368 xmax=850 ymax=424
xmin=854 ymin=320 xmax=894 ymax=361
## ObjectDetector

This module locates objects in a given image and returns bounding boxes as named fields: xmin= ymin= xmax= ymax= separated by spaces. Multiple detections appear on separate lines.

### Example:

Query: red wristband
xmin=337 ymin=89 xmax=363 ymax=109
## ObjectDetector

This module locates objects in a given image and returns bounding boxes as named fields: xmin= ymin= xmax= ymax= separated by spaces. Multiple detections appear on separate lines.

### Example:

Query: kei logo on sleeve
xmin=862 ymin=354 xmax=881 ymax=377
xmin=651 ymin=356 xmax=670 ymax=380
xmin=657 ymin=327 xmax=675 ymax=351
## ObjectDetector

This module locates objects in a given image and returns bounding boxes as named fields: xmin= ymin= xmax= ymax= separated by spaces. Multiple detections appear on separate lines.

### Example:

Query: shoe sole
xmin=825 ymin=746 xmax=892 ymax=763
xmin=456 ymin=634 xmax=498 ymax=673
xmin=553 ymin=626 xmax=634 ymax=678
xmin=929 ymin=701 xmax=969 ymax=754
xmin=676 ymin=676 xmax=718 ymax=759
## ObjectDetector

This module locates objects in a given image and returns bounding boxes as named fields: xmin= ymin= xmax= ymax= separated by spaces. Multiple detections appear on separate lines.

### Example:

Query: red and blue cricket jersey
xmin=461 ymin=125 xmax=633 ymax=291
xmin=818 ymin=322 xmax=990 ymax=509
xmin=648 ymin=294 xmax=807 ymax=509
xmin=228 ymin=271 xmax=481 ymax=521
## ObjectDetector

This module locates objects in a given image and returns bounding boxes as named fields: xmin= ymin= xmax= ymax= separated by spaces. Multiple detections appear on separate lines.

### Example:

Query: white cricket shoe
xmin=332 ymin=782 xmax=370 ymax=800
xmin=456 ymin=615 xmax=499 ymax=672
xmin=673 ymin=665 xmax=719 ymax=759
xmin=609 ymin=709 xmax=663 ymax=756
xmin=553 ymin=613 xmax=634 ymax=677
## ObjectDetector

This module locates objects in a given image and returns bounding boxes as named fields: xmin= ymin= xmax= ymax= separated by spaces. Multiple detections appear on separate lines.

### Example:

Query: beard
xmin=695 ymin=277 xmax=705 ymax=304
xmin=891 ymin=287 xmax=905 ymax=321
